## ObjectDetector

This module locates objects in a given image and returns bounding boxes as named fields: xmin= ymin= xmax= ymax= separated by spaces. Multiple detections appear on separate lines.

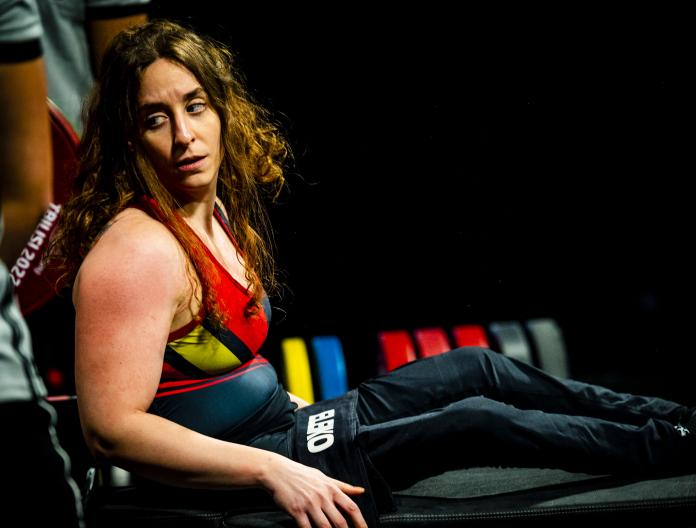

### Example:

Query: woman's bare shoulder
xmin=85 ymin=207 xmax=181 ymax=262
xmin=74 ymin=207 xmax=186 ymax=303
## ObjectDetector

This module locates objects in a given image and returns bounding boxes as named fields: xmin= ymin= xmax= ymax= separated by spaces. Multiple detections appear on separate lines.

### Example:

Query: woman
xmin=50 ymin=20 xmax=695 ymax=528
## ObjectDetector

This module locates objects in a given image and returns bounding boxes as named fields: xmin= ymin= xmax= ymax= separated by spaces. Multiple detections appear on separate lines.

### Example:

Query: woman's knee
xmin=443 ymin=346 xmax=495 ymax=370
xmin=447 ymin=395 xmax=511 ymax=434
xmin=439 ymin=346 xmax=505 ymax=390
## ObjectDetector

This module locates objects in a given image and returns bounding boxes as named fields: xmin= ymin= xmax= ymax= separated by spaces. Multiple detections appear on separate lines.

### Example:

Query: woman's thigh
xmin=356 ymin=347 xmax=687 ymax=427
xmin=356 ymin=347 xmax=489 ymax=425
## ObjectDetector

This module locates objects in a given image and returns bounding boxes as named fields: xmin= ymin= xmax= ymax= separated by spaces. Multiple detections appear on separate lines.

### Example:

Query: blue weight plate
xmin=311 ymin=336 xmax=349 ymax=400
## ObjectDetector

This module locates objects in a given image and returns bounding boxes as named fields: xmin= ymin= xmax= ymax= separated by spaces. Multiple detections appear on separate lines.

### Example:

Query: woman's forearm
xmin=87 ymin=410 xmax=280 ymax=490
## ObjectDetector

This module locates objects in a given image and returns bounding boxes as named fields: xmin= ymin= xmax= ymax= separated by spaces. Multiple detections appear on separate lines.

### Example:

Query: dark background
xmin=29 ymin=6 xmax=695 ymax=409
xmin=152 ymin=5 xmax=693 ymax=403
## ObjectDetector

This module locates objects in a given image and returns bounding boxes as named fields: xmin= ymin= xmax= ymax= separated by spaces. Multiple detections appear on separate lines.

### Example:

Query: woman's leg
xmin=356 ymin=347 xmax=690 ymax=428
xmin=356 ymin=395 xmax=693 ymax=489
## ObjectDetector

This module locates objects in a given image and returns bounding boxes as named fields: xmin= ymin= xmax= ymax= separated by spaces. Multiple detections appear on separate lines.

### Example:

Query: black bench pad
xmin=86 ymin=467 xmax=696 ymax=527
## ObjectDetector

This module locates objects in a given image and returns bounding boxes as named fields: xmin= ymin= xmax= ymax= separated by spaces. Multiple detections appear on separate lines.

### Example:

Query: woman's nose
xmin=173 ymin=115 xmax=194 ymax=146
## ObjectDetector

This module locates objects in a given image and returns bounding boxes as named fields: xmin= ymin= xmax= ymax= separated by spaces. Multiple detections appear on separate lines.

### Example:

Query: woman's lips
xmin=176 ymin=155 xmax=206 ymax=171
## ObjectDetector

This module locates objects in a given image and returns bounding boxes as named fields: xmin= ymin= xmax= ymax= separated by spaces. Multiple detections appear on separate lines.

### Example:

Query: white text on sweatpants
xmin=307 ymin=409 xmax=335 ymax=453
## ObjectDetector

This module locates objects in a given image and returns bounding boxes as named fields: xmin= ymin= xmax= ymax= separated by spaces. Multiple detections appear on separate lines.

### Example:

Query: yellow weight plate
xmin=281 ymin=337 xmax=315 ymax=404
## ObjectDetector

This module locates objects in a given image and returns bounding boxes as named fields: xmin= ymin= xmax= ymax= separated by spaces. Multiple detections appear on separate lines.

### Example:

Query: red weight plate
xmin=378 ymin=330 xmax=417 ymax=372
xmin=13 ymin=100 xmax=79 ymax=315
xmin=413 ymin=327 xmax=451 ymax=357
xmin=452 ymin=324 xmax=490 ymax=348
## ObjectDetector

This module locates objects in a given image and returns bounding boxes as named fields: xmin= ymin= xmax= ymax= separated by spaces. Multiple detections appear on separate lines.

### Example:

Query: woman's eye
xmin=188 ymin=102 xmax=206 ymax=113
xmin=145 ymin=114 xmax=166 ymax=128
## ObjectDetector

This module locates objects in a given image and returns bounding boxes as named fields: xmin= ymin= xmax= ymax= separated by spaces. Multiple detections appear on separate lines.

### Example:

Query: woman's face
xmin=137 ymin=58 xmax=222 ymax=200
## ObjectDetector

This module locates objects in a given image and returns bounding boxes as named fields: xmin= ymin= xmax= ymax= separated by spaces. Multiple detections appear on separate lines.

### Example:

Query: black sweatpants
xmin=352 ymin=347 xmax=692 ymax=488
xmin=127 ymin=347 xmax=695 ymax=525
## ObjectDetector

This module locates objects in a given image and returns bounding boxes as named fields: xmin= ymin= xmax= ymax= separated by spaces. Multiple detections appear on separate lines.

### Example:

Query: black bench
xmin=85 ymin=466 xmax=696 ymax=527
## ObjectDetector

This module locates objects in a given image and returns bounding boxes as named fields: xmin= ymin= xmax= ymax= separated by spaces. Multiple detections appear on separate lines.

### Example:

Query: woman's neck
xmin=177 ymin=194 xmax=217 ymax=235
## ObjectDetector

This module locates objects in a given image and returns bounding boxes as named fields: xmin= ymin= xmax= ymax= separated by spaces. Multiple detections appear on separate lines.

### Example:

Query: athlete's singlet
xmin=146 ymin=202 xmax=294 ymax=444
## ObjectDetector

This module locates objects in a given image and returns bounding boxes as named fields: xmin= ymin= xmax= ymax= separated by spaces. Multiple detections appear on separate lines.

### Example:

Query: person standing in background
xmin=1 ymin=1 xmax=148 ymax=524
xmin=1 ymin=1 xmax=84 ymax=524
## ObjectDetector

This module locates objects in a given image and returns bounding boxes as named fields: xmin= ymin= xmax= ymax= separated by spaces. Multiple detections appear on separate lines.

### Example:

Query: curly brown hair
xmin=48 ymin=19 xmax=288 ymax=319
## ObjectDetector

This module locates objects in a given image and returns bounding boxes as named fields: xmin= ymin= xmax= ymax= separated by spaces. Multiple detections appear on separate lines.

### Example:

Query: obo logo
xmin=306 ymin=409 xmax=335 ymax=453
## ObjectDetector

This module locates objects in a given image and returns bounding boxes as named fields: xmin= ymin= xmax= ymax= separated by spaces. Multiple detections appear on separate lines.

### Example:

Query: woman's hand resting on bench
xmin=260 ymin=453 xmax=367 ymax=528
